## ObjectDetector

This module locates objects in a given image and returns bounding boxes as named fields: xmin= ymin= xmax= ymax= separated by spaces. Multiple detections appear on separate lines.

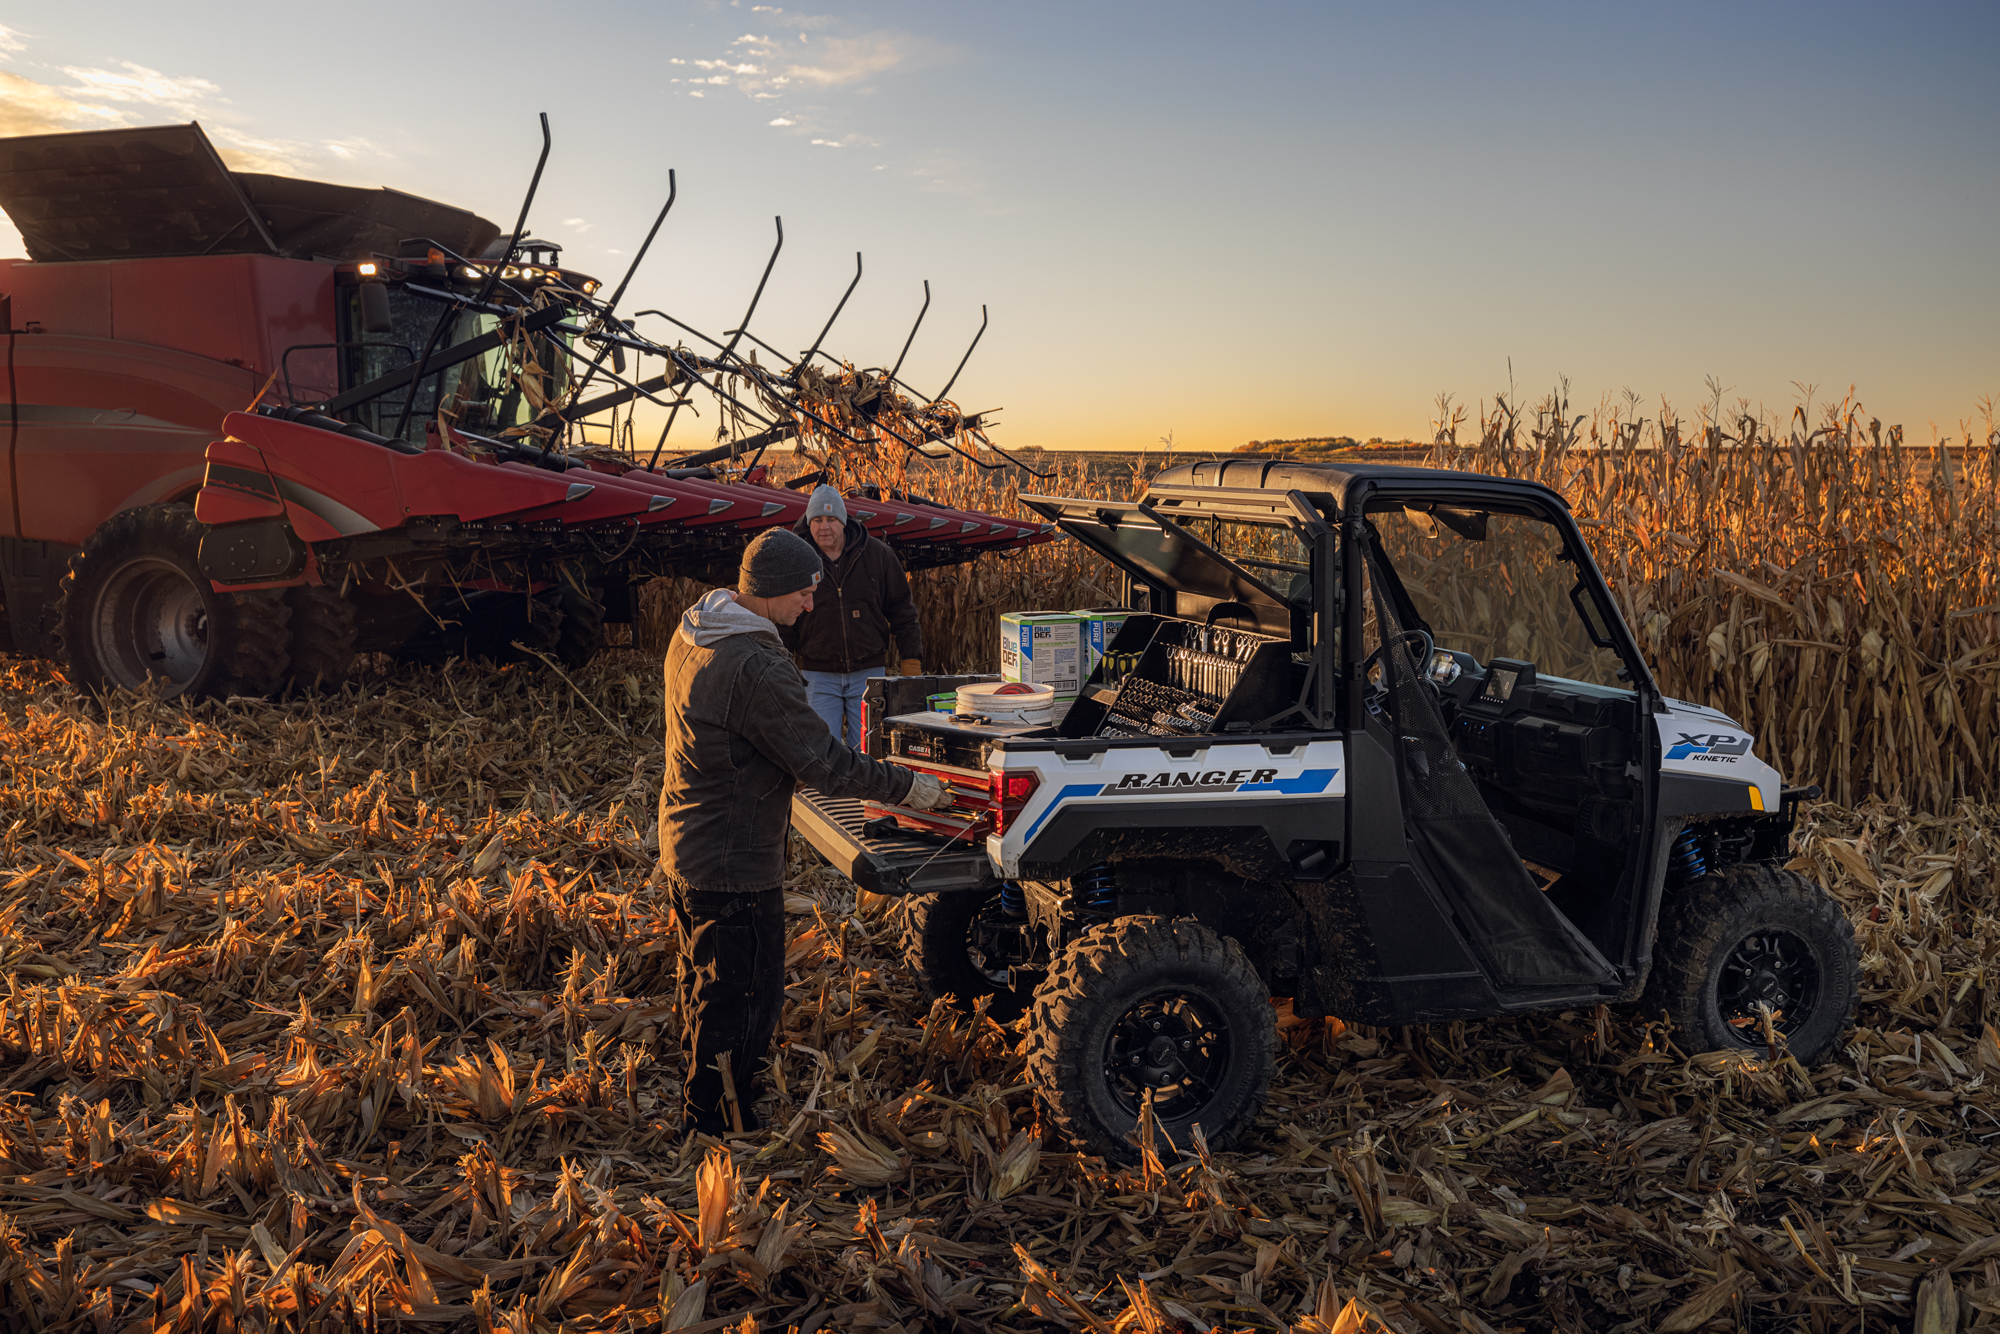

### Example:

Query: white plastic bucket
xmin=955 ymin=680 xmax=1056 ymax=725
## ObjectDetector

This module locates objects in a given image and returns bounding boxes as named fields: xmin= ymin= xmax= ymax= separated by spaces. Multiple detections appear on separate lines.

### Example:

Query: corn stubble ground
xmin=3 ymin=386 xmax=1999 ymax=1332
xmin=0 ymin=648 xmax=1995 ymax=1334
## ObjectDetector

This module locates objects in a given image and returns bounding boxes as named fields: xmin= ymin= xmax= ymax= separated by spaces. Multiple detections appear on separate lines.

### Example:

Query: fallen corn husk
xmin=0 ymin=653 xmax=1996 ymax=1332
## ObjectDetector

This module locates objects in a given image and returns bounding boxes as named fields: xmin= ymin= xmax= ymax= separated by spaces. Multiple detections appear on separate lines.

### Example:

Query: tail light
xmin=860 ymin=699 xmax=870 ymax=747
xmin=988 ymin=768 xmax=1040 ymax=836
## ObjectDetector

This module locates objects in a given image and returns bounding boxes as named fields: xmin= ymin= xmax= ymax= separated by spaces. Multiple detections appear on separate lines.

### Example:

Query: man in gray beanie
xmin=782 ymin=483 xmax=925 ymax=743
xmin=659 ymin=527 xmax=948 ymax=1136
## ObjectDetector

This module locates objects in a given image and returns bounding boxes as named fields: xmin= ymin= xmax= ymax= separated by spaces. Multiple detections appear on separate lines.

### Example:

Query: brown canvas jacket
xmin=658 ymin=590 xmax=914 ymax=893
xmin=779 ymin=516 xmax=923 ymax=673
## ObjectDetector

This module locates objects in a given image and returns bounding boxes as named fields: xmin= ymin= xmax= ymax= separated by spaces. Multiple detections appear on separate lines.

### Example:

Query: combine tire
xmin=552 ymin=579 xmax=606 ymax=670
xmin=1644 ymin=862 xmax=1859 ymax=1066
xmin=1026 ymin=916 xmax=1275 ymax=1161
xmin=900 ymin=890 xmax=1032 ymax=1023
xmin=58 ymin=504 xmax=289 ymax=700
xmin=284 ymin=584 xmax=357 ymax=691
xmin=487 ymin=588 xmax=564 ymax=664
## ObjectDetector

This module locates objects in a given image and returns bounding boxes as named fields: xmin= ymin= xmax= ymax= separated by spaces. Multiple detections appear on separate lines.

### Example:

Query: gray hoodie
xmin=658 ymin=589 xmax=914 ymax=893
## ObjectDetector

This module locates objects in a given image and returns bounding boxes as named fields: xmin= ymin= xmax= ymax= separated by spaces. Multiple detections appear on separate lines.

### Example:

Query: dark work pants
xmin=670 ymin=883 xmax=786 ymax=1135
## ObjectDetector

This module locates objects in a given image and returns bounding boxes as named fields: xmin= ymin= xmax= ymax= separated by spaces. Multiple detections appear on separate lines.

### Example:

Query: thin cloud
xmin=785 ymin=32 xmax=941 ymax=87
xmin=769 ymin=117 xmax=794 ymax=126
xmin=206 ymin=125 xmax=312 ymax=175
xmin=0 ymin=70 xmax=122 ymax=137
xmin=0 ymin=37 xmax=375 ymax=182
xmin=60 ymin=62 xmax=225 ymax=118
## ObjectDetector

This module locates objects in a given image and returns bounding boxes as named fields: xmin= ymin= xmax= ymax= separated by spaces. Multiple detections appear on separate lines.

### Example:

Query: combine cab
xmin=0 ymin=121 xmax=1050 ymax=696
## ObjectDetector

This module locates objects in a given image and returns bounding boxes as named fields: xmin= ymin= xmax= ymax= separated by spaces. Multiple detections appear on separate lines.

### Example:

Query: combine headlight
xmin=357 ymin=261 xmax=379 ymax=277
xmin=462 ymin=265 xmax=483 ymax=280
xmin=581 ymin=279 xmax=600 ymax=294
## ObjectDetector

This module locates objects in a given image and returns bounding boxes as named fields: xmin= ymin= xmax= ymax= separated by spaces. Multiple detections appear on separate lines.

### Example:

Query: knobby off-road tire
xmin=901 ymin=890 xmax=1028 ymax=1023
xmin=1645 ymin=861 xmax=1859 ymax=1066
xmin=1026 ymin=915 xmax=1276 ymax=1162
xmin=283 ymin=584 xmax=357 ymax=692
xmin=58 ymin=504 xmax=289 ymax=700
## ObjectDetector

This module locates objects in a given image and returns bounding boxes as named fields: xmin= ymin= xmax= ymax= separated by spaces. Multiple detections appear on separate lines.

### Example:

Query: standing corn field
xmin=1429 ymin=387 xmax=2000 ymax=807
xmin=699 ymin=389 xmax=1999 ymax=808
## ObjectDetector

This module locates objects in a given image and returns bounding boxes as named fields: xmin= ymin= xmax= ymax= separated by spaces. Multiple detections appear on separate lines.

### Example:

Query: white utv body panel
xmin=1657 ymin=698 xmax=1782 ymax=810
xmin=989 ymin=738 xmax=1345 ymax=877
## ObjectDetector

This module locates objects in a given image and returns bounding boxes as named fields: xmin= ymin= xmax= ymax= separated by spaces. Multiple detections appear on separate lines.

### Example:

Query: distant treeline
xmin=1235 ymin=436 xmax=1423 ymax=453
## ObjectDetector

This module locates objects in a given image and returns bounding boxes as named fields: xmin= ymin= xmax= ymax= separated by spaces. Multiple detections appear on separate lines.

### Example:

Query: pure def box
xmin=999 ymin=612 xmax=1083 ymax=717
xmin=1075 ymin=608 xmax=1130 ymax=675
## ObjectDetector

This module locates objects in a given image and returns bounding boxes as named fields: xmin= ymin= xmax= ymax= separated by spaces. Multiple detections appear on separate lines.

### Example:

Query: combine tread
xmin=552 ymin=577 xmax=607 ymax=670
xmin=1025 ymin=915 xmax=1275 ymax=1162
xmin=284 ymin=584 xmax=358 ymax=692
xmin=56 ymin=503 xmax=289 ymax=700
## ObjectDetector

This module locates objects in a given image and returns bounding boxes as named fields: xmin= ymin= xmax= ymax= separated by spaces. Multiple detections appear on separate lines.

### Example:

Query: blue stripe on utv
xmin=1238 ymin=768 xmax=1338 ymax=794
xmin=1022 ymin=783 xmax=1109 ymax=844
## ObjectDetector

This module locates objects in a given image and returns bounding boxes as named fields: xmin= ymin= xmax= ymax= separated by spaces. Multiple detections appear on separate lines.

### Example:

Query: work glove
xmin=900 ymin=659 xmax=923 ymax=676
xmin=904 ymin=771 xmax=951 ymax=810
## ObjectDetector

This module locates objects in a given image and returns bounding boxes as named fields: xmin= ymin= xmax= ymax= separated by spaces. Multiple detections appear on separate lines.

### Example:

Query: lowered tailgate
xmin=789 ymin=789 xmax=999 ymax=896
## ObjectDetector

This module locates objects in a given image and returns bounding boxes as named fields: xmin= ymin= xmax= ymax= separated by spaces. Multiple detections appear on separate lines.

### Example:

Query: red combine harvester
xmin=0 ymin=121 xmax=1051 ymax=697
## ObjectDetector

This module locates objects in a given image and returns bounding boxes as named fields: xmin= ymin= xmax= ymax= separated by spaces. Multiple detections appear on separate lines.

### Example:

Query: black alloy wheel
xmin=1715 ymin=928 xmax=1820 ymax=1042
xmin=1102 ymin=989 xmax=1232 ymax=1122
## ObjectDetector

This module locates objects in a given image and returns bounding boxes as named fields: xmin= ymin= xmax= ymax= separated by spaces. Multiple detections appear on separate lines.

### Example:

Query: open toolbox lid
xmin=1017 ymin=493 xmax=1302 ymax=630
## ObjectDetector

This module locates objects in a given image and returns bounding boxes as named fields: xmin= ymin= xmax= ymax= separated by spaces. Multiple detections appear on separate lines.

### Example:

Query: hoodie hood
xmin=678 ymin=588 xmax=784 ymax=649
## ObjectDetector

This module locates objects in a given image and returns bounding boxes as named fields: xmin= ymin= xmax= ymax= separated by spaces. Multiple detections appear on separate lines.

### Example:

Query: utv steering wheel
xmin=1361 ymin=629 xmax=1437 ymax=716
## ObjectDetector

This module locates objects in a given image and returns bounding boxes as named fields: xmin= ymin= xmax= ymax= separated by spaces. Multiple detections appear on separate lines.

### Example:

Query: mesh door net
xmin=1366 ymin=542 xmax=1615 ymax=990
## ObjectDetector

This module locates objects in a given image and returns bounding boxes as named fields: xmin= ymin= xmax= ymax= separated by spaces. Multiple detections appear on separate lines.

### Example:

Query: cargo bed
xmin=789 ymin=788 xmax=999 ymax=897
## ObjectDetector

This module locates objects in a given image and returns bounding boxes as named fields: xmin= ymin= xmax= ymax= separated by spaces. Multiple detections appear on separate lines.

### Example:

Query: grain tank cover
xmin=0 ymin=122 xmax=497 ymax=264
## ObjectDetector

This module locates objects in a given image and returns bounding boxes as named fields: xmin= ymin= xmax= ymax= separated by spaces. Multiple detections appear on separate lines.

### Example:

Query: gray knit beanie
xmin=805 ymin=484 xmax=849 ymax=524
xmin=739 ymin=527 xmax=824 ymax=598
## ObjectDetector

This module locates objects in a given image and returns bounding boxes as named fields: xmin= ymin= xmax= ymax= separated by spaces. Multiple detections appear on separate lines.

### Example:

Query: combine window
xmin=335 ymin=287 xmax=575 ymax=444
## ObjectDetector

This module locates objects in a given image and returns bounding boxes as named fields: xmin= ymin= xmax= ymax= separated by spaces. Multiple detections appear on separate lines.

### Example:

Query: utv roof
xmin=1149 ymin=458 xmax=1573 ymax=510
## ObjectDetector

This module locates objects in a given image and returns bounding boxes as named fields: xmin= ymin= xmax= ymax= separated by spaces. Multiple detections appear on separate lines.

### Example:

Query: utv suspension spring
xmin=1668 ymin=827 xmax=1710 ymax=885
xmin=998 ymin=880 xmax=1027 ymax=918
xmin=1078 ymin=863 xmax=1118 ymax=917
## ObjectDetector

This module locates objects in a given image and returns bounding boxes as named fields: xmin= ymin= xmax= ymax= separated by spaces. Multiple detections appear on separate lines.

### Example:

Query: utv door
xmin=1348 ymin=487 xmax=1662 ymax=1005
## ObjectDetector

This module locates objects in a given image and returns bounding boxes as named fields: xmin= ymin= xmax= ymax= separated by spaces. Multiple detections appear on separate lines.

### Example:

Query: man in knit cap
xmin=781 ymin=483 xmax=924 ymax=743
xmin=660 ymin=527 xmax=948 ymax=1135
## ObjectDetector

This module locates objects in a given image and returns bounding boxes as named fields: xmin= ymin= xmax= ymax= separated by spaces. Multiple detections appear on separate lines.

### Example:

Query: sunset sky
xmin=2 ymin=1 xmax=1995 ymax=452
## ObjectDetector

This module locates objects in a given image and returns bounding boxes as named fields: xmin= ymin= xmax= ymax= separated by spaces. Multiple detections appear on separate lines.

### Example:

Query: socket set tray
xmin=1098 ymin=676 xmax=1223 ymax=738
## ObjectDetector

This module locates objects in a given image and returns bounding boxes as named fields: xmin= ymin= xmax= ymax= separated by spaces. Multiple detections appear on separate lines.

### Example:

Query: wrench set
xmin=1094 ymin=625 xmax=1274 ymax=739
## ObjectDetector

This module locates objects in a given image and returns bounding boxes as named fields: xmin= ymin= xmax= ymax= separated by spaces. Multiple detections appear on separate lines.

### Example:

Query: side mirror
xmin=360 ymin=282 xmax=393 ymax=335
xmin=611 ymin=342 xmax=626 ymax=376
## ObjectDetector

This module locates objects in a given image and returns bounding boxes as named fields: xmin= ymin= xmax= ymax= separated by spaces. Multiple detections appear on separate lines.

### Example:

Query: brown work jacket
xmin=658 ymin=590 xmax=913 ymax=893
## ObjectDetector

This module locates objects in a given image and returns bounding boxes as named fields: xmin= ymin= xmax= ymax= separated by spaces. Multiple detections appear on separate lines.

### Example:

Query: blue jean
xmin=804 ymin=668 xmax=874 ymax=746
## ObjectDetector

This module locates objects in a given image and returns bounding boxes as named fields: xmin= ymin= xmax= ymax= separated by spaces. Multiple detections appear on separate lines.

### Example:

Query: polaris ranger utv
xmin=790 ymin=459 xmax=1859 ymax=1159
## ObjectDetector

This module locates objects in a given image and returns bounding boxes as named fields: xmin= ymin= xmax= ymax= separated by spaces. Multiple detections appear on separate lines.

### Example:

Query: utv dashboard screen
xmin=1480 ymin=667 xmax=1520 ymax=705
